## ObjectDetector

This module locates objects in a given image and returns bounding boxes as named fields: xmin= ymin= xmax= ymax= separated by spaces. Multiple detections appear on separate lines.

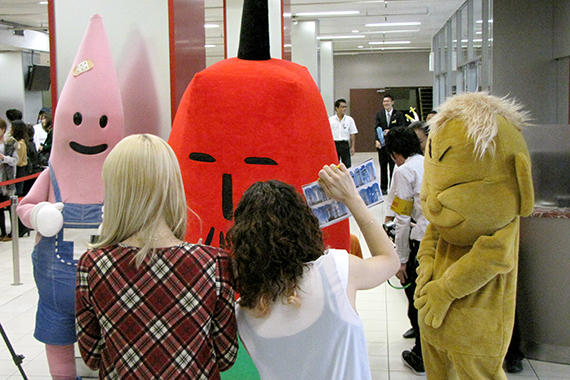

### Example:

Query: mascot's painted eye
xmin=189 ymin=152 xmax=216 ymax=162
xmin=73 ymin=112 xmax=83 ymax=126
xmin=439 ymin=146 xmax=452 ymax=161
xmin=429 ymin=139 xmax=433 ymax=158
xmin=99 ymin=115 xmax=108 ymax=128
xmin=244 ymin=157 xmax=277 ymax=165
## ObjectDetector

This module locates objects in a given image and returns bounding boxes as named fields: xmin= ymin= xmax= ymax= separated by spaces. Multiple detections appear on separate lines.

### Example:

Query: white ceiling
xmin=1 ymin=0 xmax=465 ymax=58
xmin=0 ymin=0 xmax=48 ymax=30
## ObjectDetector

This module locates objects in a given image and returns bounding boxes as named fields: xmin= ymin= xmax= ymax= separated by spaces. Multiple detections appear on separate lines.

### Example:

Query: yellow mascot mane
xmin=428 ymin=92 xmax=531 ymax=158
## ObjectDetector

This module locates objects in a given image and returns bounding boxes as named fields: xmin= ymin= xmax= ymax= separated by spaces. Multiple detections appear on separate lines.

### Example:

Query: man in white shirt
xmin=329 ymin=99 xmax=358 ymax=168
xmin=384 ymin=126 xmax=428 ymax=376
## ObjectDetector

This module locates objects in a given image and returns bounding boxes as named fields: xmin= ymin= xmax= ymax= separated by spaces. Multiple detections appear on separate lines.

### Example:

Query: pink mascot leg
xmin=46 ymin=344 xmax=77 ymax=380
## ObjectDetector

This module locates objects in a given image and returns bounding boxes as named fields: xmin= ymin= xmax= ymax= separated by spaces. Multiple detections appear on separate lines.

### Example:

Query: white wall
xmin=54 ymin=0 xmax=171 ymax=138
xmin=0 ymin=53 xmax=26 ymax=121
xmin=0 ymin=51 xmax=45 ymax=124
xmin=334 ymin=52 xmax=433 ymax=106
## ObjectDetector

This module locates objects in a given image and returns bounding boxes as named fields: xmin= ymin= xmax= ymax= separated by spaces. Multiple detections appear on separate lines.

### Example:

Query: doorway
xmin=350 ymin=87 xmax=432 ymax=152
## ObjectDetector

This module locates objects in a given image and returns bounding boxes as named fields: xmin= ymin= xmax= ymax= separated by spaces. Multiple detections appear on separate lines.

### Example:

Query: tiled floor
xmin=0 ymin=153 xmax=569 ymax=379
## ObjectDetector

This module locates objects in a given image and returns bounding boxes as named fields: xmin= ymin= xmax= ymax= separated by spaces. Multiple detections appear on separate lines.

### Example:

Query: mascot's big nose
xmin=427 ymin=194 xmax=443 ymax=214
xmin=222 ymin=173 xmax=233 ymax=221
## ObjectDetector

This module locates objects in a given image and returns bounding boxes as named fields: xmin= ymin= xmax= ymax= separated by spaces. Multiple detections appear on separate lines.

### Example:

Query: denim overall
xmin=32 ymin=164 xmax=103 ymax=345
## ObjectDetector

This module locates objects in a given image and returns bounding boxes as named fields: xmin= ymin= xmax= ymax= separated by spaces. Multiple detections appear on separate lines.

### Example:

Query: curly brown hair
xmin=226 ymin=180 xmax=325 ymax=316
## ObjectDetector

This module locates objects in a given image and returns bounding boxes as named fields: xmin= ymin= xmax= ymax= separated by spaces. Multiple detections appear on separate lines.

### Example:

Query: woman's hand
xmin=318 ymin=163 xmax=359 ymax=205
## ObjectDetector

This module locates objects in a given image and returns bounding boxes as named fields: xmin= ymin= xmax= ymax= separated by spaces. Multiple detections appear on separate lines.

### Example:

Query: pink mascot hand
xmin=31 ymin=202 xmax=65 ymax=237
xmin=414 ymin=279 xmax=454 ymax=329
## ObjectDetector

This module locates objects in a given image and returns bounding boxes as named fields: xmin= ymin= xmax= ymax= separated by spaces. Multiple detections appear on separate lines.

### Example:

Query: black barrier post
xmin=10 ymin=196 xmax=22 ymax=285
xmin=0 ymin=321 xmax=28 ymax=379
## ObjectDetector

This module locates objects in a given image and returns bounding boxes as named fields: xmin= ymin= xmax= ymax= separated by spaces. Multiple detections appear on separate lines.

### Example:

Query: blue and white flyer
xmin=302 ymin=158 xmax=383 ymax=228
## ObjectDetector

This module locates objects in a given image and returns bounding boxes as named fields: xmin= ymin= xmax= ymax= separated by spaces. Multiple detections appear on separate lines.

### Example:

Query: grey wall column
xmin=291 ymin=20 xmax=318 ymax=87
xmin=320 ymin=40 xmax=334 ymax=116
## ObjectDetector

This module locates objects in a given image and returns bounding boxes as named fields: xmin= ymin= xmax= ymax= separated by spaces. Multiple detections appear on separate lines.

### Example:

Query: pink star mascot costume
xmin=17 ymin=15 xmax=124 ymax=380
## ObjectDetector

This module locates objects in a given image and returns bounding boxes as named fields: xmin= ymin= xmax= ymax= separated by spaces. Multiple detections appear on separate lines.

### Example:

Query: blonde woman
xmin=75 ymin=134 xmax=238 ymax=379
xmin=226 ymin=163 xmax=399 ymax=380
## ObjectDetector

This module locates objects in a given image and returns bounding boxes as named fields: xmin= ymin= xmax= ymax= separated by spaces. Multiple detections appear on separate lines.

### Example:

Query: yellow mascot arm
xmin=515 ymin=152 xmax=535 ymax=217
xmin=441 ymin=218 xmax=518 ymax=299
xmin=414 ymin=222 xmax=439 ymax=299
xmin=415 ymin=218 xmax=518 ymax=328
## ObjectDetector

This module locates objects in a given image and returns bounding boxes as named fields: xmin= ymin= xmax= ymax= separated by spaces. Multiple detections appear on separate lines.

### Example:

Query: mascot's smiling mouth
xmin=425 ymin=194 xmax=465 ymax=228
xmin=70 ymin=142 xmax=108 ymax=155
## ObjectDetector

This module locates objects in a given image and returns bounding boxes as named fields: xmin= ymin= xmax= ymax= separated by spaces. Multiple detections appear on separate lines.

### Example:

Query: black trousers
xmin=0 ymin=194 xmax=10 ymax=237
xmin=335 ymin=140 xmax=352 ymax=168
xmin=377 ymin=147 xmax=395 ymax=192
xmin=403 ymin=239 xmax=422 ymax=357
xmin=506 ymin=313 xmax=524 ymax=360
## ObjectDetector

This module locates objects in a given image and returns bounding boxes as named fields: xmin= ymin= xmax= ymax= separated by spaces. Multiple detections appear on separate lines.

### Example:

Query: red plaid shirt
xmin=76 ymin=243 xmax=238 ymax=379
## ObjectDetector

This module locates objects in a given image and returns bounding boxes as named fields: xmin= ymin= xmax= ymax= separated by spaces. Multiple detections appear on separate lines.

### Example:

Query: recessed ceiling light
xmin=204 ymin=24 xmax=219 ymax=28
xmin=295 ymin=11 xmax=360 ymax=17
xmin=352 ymin=30 xmax=360 ymax=33
xmin=205 ymin=44 xmax=216 ymax=48
xmin=456 ymin=39 xmax=483 ymax=43
xmin=364 ymin=29 xmax=419 ymax=35
xmin=365 ymin=22 xmax=421 ymax=27
xmin=369 ymin=41 xmax=411 ymax=45
xmin=358 ymin=46 xmax=364 ymax=48
xmin=317 ymin=35 xmax=365 ymax=40
xmin=365 ymin=46 xmax=425 ymax=51
xmin=39 ymin=1 xmax=48 ymax=4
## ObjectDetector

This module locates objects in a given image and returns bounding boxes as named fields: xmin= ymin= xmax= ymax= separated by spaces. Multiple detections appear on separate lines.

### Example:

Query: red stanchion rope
xmin=0 ymin=171 xmax=43 ymax=209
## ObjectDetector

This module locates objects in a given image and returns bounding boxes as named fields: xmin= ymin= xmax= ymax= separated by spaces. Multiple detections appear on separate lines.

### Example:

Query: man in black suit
xmin=375 ymin=94 xmax=406 ymax=194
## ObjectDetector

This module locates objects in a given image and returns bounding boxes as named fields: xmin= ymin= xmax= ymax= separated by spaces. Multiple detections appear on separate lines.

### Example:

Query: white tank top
xmin=236 ymin=249 xmax=372 ymax=380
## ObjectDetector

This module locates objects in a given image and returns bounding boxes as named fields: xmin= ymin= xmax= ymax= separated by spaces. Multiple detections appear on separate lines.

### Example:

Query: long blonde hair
xmin=93 ymin=134 xmax=187 ymax=266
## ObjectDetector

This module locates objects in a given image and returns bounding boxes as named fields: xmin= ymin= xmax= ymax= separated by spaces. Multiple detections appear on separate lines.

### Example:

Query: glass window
xmin=472 ymin=0 xmax=483 ymax=60
xmin=451 ymin=15 xmax=457 ymax=72
xmin=432 ymin=0 xmax=492 ymax=103
xmin=459 ymin=5 xmax=469 ymax=64
xmin=439 ymin=28 xmax=447 ymax=73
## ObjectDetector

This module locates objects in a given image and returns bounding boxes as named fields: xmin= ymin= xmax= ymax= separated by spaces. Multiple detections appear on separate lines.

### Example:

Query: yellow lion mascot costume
xmin=414 ymin=92 xmax=534 ymax=379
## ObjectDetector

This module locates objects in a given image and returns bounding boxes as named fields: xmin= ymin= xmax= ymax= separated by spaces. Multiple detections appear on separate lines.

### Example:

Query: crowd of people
xmin=0 ymin=108 xmax=51 ymax=240
xmin=2 ymin=99 xmax=525 ymax=379
xmin=67 ymin=101 xmax=438 ymax=379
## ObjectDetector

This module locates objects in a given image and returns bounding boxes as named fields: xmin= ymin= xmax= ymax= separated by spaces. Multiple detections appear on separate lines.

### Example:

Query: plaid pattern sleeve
xmin=75 ymin=243 xmax=238 ymax=379
xmin=211 ymin=254 xmax=238 ymax=371
xmin=76 ymin=251 xmax=105 ymax=370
